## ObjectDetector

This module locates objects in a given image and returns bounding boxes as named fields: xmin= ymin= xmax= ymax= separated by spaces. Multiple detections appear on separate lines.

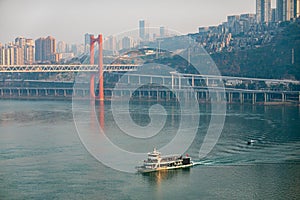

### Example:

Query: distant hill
xmin=211 ymin=20 xmax=300 ymax=80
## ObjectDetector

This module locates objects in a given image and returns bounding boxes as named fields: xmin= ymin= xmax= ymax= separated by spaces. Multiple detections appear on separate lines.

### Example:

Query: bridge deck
xmin=0 ymin=64 xmax=140 ymax=72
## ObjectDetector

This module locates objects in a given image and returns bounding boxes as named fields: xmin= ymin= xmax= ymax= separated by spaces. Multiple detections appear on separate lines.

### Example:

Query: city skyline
xmin=1 ymin=0 xmax=299 ymax=65
xmin=0 ymin=0 xmax=261 ymax=44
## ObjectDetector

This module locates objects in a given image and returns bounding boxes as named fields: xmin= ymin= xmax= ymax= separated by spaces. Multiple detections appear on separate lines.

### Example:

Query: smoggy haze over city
xmin=0 ymin=0 xmax=278 ymax=44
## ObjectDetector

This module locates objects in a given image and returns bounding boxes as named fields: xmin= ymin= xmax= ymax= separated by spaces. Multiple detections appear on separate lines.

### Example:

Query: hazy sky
xmin=0 ymin=0 xmax=274 ymax=44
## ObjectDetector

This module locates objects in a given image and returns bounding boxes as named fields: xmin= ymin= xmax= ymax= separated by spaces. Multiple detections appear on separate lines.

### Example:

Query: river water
xmin=0 ymin=99 xmax=299 ymax=199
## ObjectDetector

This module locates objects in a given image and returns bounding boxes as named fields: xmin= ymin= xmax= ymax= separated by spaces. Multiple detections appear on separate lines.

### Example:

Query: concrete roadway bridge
xmin=1 ymin=75 xmax=299 ymax=104
xmin=1 ymin=86 xmax=299 ymax=104
xmin=106 ymin=72 xmax=300 ymax=104
xmin=0 ymin=64 xmax=300 ymax=104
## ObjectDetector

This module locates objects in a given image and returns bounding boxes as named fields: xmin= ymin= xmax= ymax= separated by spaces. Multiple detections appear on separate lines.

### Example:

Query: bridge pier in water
xmin=240 ymin=92 xmax=244 ymax=104
xmin=252 ymin=93 xmax=256 ymax=104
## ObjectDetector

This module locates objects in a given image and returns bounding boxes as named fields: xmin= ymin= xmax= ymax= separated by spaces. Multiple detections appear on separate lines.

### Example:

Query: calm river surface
xmin=0 ymin=99 xmax=299 ymax=199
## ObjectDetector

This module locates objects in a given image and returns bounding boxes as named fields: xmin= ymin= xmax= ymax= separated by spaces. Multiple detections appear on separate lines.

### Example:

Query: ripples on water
xmin=186 ymin=105 xmax=300 ymax=166
xmin=0 ymin=100 xmax=299 ymax=199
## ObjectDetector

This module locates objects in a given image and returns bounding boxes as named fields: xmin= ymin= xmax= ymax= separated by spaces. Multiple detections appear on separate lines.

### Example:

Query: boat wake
xmin=192 ymin=161 xmax=207 ymax=166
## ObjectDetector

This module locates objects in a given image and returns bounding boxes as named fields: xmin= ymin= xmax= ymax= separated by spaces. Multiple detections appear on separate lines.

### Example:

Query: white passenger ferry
xmin=136 ymin=148 xmax=194 ymax=173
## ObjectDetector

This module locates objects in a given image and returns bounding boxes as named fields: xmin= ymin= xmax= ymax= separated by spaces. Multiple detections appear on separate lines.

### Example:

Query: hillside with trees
xmin=211 ymin=20 xmax=300 ymax=80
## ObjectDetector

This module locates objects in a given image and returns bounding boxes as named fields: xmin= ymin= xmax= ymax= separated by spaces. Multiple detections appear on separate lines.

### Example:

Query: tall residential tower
xmin=276 ymin=0 xmax=300 ymax=21
xmin=139 ymin=20 xmax=145 ymax=40
xmin=35 ymin=36 xmax=56 ymax=63
xmin=256 ymin=0 xmax=272 ymax=23
xmin=297 ymin=0 xmax=300 ymax=17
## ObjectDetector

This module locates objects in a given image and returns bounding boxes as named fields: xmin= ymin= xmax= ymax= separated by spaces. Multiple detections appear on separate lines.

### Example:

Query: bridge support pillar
xmin=264 ymin=93 xmax=268 ymax=103
xmin=240 ymin=92 xmax=244 ymax=104
xmin=217 ymin=92 xmax=220 ymax=102
xmin=228 ymin=92 xmax=232 ymax=103
xmin=90 ymin=34 xmax=104 ymax=101
xmin=205 ymin=91 xmax=209 ymax=102
xmin=282 ymin=93 xmax=285 ymax=102
xmin=252 ymin=93 xmax=256 ymax=105
xmin=191 ymin=76 xmax=194 ymax=87
xmin=171 ymin=75 xmax=174 ymax=90
xmin=90 ymin=75 xmax=96 ymax=98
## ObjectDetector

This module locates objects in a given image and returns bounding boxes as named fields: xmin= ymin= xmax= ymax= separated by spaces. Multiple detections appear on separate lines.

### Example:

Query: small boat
xmin=136 ymin=148 xmax=194 ymax=173
xmin=247 ymin=139 xmax=256 ymax=145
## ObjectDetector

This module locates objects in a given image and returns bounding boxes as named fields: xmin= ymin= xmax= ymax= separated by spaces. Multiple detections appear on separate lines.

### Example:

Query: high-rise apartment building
xmin=13 ymin=37 xmax=27 ymax=65
xmin=2 ymin=45 xmax=18 ymax=65
xmin=257 ymin=0 xmax=262 ymax=22
xmin=276 ymin=0 xmax=284 ymax=21
xmin=57 ymin=41 xmax=66 ymax=53
xmin=122 ymin=36 xmax=134 ymax=50
xmin=139 ymin=20 xmax=145 ymax=40
xmin=14 ymin=46 xmax=24 ymax=65
xmin=0 ymin=43 xmax=9 ymax=65
xmin=84 ymin=33 xmax=92 ymax=53
xmin=0 ymin=47 xmax=4 ymax=65
xmin=277 ymin=0 xmax=299 ymax=21
xmin=286 ymin=0 xmax=295 ymax=20
xmin=5 ymin=46 xmax=14 ymax=65
xmin=15 ymin=37 xmax=26 ymax=47
xmin=0 ymin=37 xmax=34 ymax=65
xmin=297 ymin=0 xmax=300 ymax=17
xmin=25 ymin=39 xmax=35 ymax=64
xmin=35 ymin=38 xmax=43 ymax=62
xmin=44 ymin=36 xmax=55 ymax=61
xmin=35 ymin=36 xmax=56 ymax=63
xmin=272 ymin=8 xmax=277 ymax=21
xmin=0 ymin=43 xmax=3 ymax=65
xmin=69 ymin=44 xmax=84 ymax=57
xmin=240 ymin=14 xmax=257 ymax=23
xmin=104 ymin=36 xmax=117 ymax=52
xmin=256 ymin=0 xmax=272 ymax=23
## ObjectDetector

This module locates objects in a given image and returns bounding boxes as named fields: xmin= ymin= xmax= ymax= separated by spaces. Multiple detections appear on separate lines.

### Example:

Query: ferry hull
xmin=137 ymin=163 xmax=194 ymax=173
